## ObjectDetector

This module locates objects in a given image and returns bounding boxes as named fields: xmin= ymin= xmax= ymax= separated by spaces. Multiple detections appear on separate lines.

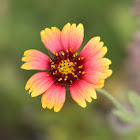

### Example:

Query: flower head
xmin=21 ymin=23 xmax=112 ymax=112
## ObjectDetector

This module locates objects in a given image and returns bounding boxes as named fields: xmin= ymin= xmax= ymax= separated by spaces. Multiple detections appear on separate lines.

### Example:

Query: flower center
xmin=49 ymin=50 xmax=85 ymax=85
xmin=58 ymin=59 xmax=75 ymax=75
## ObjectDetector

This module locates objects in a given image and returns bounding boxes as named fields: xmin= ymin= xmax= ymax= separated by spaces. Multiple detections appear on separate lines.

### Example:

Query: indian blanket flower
xmin=21 ymin=23 xmax=112 ymax=112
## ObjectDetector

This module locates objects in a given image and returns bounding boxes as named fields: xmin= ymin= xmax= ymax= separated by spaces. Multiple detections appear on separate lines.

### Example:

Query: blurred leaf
xmin=128 ymin=91 xmax=140 ymax=115
xmin=112 ymin=91 xmax=140 ymax=124
xmin=112 ymin=109 xmax=133 ymax=122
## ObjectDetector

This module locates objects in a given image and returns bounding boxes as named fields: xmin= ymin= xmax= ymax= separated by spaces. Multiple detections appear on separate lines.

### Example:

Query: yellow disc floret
xmin=58 ymin=59 xmax=75 ymax=75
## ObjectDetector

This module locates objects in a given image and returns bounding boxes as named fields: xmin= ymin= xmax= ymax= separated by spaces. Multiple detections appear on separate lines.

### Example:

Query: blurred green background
xmin=0 ymin=0 xmax=139 ymax=140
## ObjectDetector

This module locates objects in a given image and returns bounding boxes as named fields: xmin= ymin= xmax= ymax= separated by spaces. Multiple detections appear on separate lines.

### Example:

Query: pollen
xmin=58 ymin=60 xmax=75 ymax=75
xmin=78 ymin=65 xmax=83 ymax=69
xmin=49 ymin=50 xmax=85 ymax=85
xmin=61 ymin=51 xmax=65 ymax=56
xmin=58 ymin=78 xmax=62 ymax=81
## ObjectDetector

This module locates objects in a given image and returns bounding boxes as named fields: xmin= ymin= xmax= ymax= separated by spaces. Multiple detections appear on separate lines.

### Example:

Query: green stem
xmin=97 ymin=89 xmax=126 ymax=112
xmin=97 ymin=89 xmax=140 ymax=124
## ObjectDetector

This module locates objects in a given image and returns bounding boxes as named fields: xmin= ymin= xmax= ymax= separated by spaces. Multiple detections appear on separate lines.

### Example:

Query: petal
xmin=31 ymin=78 xmax=55 ymax=97
xmin=41 ymin=83 xmax=66 ymax=112
xmin=70 ymin=83 xmax=87 ymax=108
xmin=84 ymin=58 xmax=111 ymax=71
xmin=41 ymin=27 xmax=63 ymax=53
xmin=61 ymin=23 xmax=84 ymax=52
xmin=70 ymin=80 xmax=98 ymax=104
xmin=81 ymin=70 xmax=107 ymax=90
xmin=25 ymin=72 xmax=55 ymax=97
xmin=83 ymin=58 xmax=112 ymax=80
xmin=103 ymin=69 xmax=112 ymax=77
xmin=79 ymin=37 xmax=107 ymax=62
xmin=70 ymin=79 xmax=98 ymax=107
xmin=21 ymin=62 xmax=49 ymax=70
xmin=83 ymin=70 xmax=107 ymax=81
xmin=28 ymin=78 xmax=45 ymax=94
xmin=23 ymin=49 xmax=49 ymax=60
xmin=93 ymin=46 xmax=108 ymax=59
xmin=76 ymin=80 xmax=97 ymax=99
xmin=25 ymin=72 xmax=48 ymax=90
xmin=54 ymin=85 xmax=66 ymax=112
xmin=21 ymin=49 xmax=50 ymax=70
xmin=42 ymin=85 xmax=56 ymax=109
xmin=81 ymin=66 xmax=112 ymax=90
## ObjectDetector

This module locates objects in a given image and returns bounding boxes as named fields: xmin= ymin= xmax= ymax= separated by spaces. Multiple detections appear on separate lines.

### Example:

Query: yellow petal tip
xmin=81 ymin=103 xmax=87 ymax=108
xmin=95 ymin=36 xmax=100 ymax=41
xmin=31 ymin=92 xmax=38 ymax=97
xmin=88 ymin=99 xmax=92 ymax=103
xmin=20 ymin=64 xmax=24 ymax=69
xmin=108 ymin=60 xmax=112 ymax=65
xmin=31 ymin=93 xmax=35 ymax=97
xmin=107 ymin=70 xmax=113 ymax=77
xmin=25 ymin=86 xmax=28 ymax=90
xmin=40 ymin=30 xmax=45 ymax=36
xmin=24 ymin=50 xmax=28 ymax=56
xmin=93 ymin=96 xmax=97 ymax=100
xmin=92 ymin=92 xmax=97 ymax=99
xmin=42 ymin=104 xmax=46 ymax=109
xmin=64 ymin=23 xmax=71 ymax=28
xmin=78 ymin=23 xmax=83 ymax=26
xmin=66 ymin=23 xmax=71 ymax=25
xmin=54 ymin=108 xmax=61 ymax=112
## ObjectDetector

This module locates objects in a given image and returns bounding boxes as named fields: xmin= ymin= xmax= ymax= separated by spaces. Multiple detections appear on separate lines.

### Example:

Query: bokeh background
xmin=0 ymin=0 xmax=140 ymax=140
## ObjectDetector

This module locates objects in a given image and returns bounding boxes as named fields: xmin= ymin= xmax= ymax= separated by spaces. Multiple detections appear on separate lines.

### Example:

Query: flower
xmin=21 ymin=23 xmax=112 ymax=112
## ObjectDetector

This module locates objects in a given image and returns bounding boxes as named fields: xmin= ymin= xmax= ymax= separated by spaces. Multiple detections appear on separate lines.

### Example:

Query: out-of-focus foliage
xmin=0 ymin=0 xmax=139 ymax=140
xmin=113 ymin=91 xmax=140 ymax=124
